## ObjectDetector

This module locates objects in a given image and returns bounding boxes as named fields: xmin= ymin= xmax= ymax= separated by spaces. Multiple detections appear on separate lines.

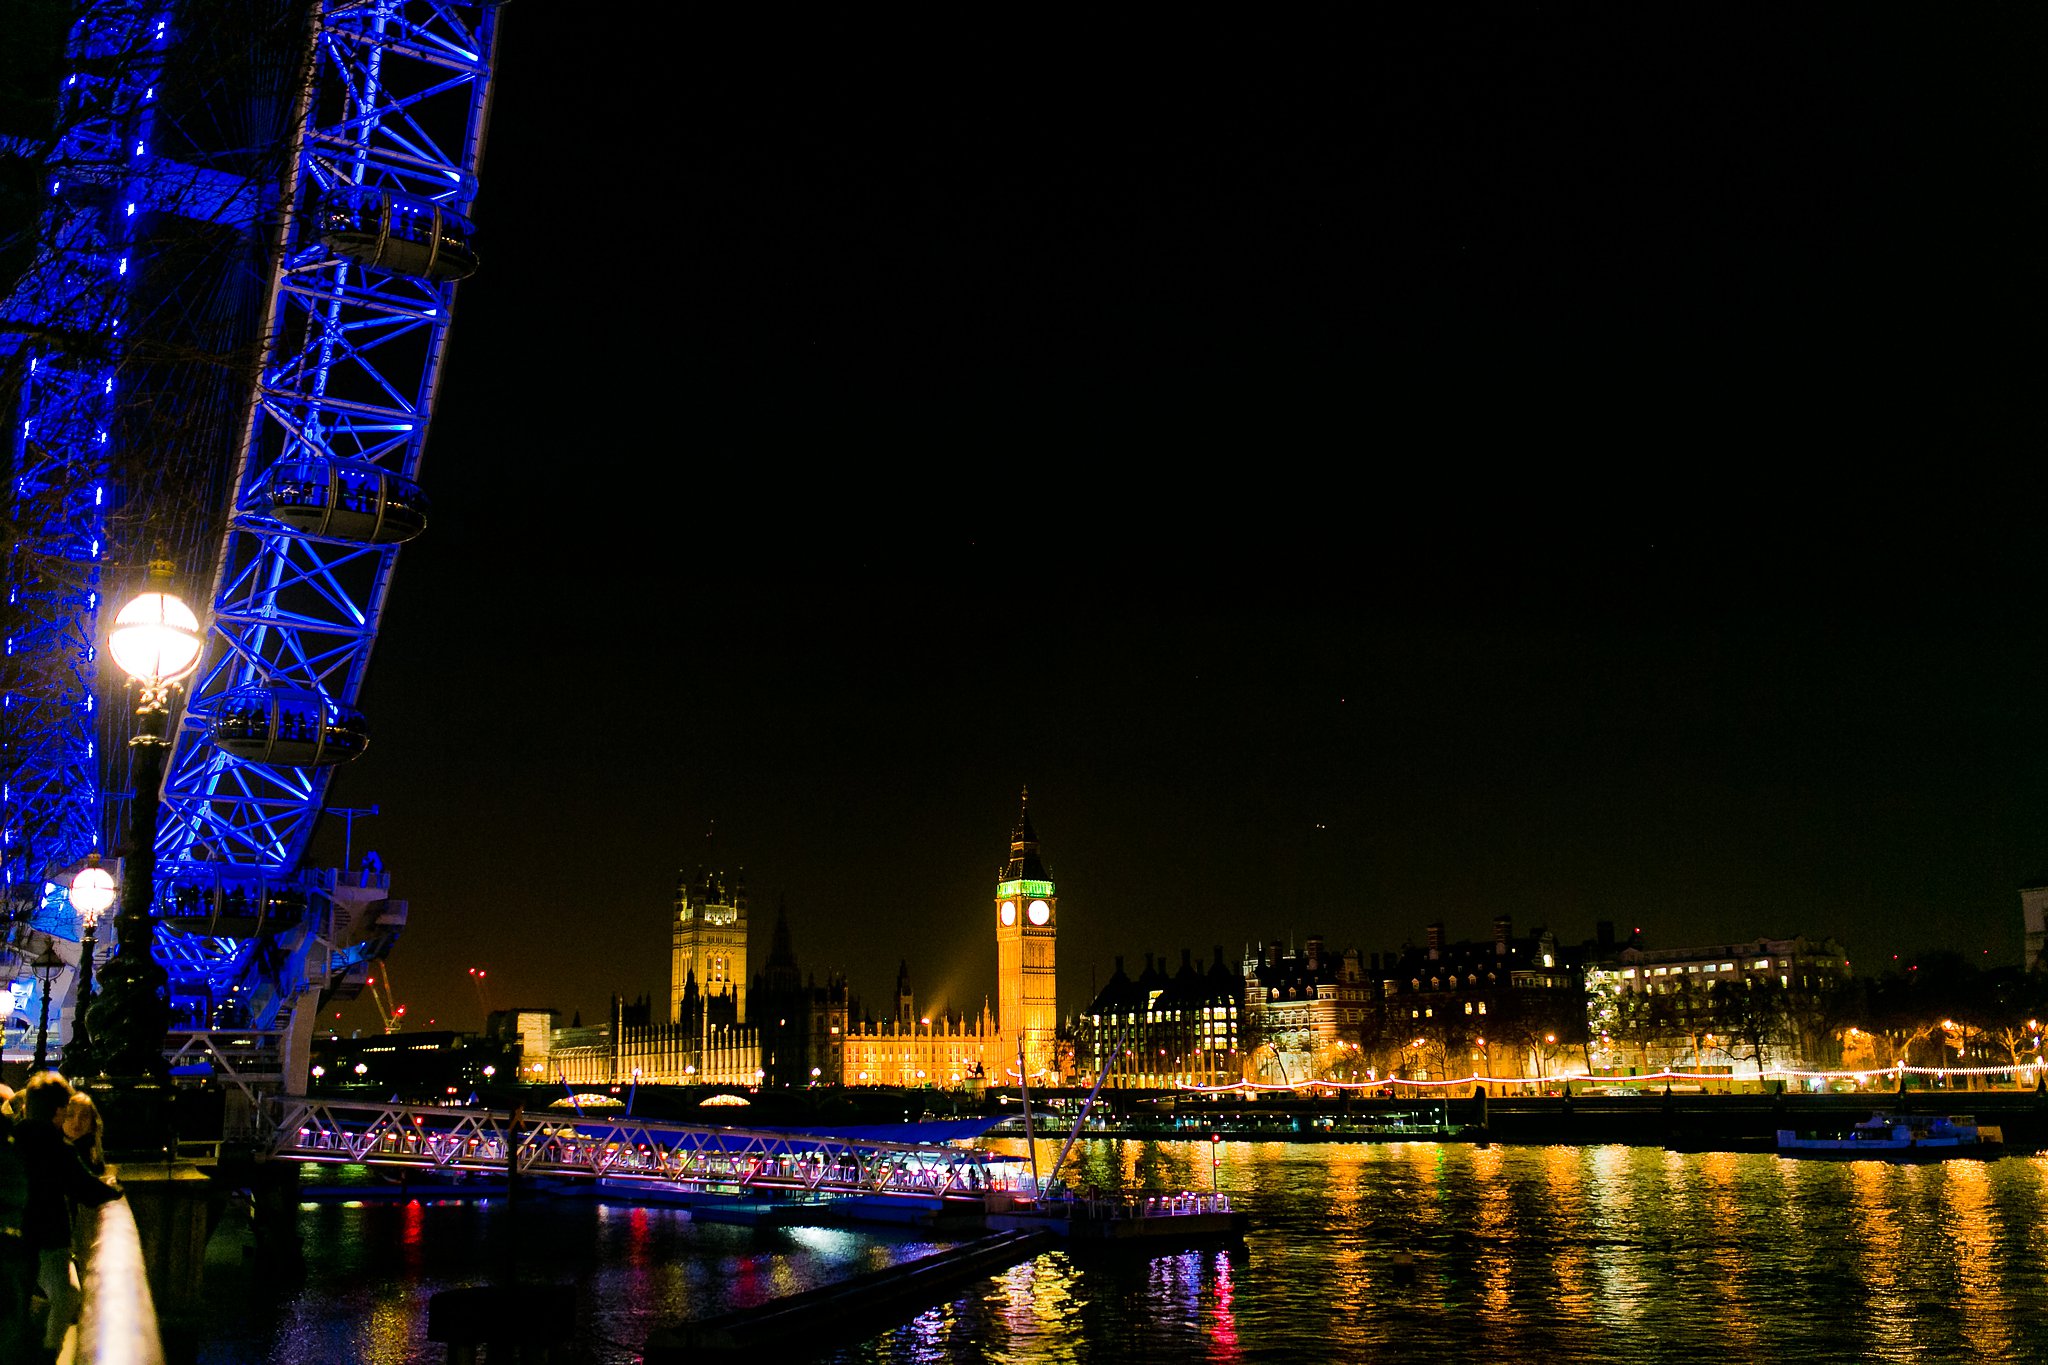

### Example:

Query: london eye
xmin=1 ymin=0 xmax=503 ymax=1085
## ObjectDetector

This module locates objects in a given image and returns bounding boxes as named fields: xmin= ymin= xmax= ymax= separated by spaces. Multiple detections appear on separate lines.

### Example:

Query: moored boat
xmin=1776 ymin=1112 xmax=2002 ymax=1161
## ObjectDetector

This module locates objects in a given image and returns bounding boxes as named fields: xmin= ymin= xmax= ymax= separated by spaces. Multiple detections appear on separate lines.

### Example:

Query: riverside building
xmin=1584 ymin=932 xmax=1851 ymax=1077
xmin=1385 ymin=918 xmax=1585 ymax=1082
xmin=1243 ymin=937 xmax=1371 ymax=1085
xmin=1075 ymin=948 xmax=1246 ymax=1088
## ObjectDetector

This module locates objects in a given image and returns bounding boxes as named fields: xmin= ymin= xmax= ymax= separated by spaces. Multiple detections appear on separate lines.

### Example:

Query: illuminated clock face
xmin=1000 ymin=901 xmax=1017 ymax=926
xmin=1027 ymin=899 xmax=1051 ymax=926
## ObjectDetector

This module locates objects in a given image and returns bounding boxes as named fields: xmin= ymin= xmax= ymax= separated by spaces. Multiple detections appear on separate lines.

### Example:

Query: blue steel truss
xmin=162 ymin=1 xmax=498 ymax=874
xmin=2 ymin=4 xmax=170 ymax=915
xmin=2 ymin=0 xmax=500 ymax=1039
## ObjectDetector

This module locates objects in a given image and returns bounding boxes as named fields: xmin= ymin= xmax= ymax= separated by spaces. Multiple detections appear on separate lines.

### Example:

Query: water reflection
xmin=199 ymin=1144 xmax=2048 ymax=1364
xmin=1942 ymin=1161 xmax=2011 ymax=1361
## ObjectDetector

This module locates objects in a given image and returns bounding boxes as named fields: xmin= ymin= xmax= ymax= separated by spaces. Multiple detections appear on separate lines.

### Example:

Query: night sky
xmin=310 ymin=11 xmax=2045 ymax=1036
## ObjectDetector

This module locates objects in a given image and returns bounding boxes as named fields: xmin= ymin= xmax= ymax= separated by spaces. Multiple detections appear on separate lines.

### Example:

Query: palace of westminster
xmin=475 ymin=791 xmax=1887 ymax=1093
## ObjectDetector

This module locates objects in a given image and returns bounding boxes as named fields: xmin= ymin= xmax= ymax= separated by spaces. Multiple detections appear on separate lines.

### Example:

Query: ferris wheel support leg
xmin=280 ymin=989 xmax=321 ymax=1097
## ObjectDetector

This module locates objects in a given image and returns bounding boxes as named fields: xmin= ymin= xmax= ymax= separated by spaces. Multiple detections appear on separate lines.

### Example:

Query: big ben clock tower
xmin=995 ymin=789 xmax=1058 ymax=1080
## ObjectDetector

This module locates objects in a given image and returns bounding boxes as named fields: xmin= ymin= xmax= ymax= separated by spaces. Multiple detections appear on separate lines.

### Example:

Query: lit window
xmin=1478 ymin=1002 xmax=1487 ymax=1014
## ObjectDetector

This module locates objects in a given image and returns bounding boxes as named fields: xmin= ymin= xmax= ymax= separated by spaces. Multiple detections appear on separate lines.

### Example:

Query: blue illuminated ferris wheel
xmin=2 ymin=0 xmax=501 ymax=1058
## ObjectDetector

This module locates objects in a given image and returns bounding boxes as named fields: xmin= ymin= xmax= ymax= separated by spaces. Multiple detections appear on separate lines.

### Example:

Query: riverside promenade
xmin=1008 ymin=1085 xmax=2048 ymax=1151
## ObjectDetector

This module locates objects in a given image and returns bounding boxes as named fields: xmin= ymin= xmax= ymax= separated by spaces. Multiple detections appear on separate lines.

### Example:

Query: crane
xmin=366 ymin=967 xmax=405 ymax=1035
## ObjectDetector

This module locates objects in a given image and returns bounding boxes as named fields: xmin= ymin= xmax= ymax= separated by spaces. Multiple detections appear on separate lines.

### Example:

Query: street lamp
xmin=29 ymin=942 xmax=65 ymax=1071
xmin=354 ymin=1061 xmax=368 ymax=1081
xmin=65 ymin=855 xmax=116 ymax=1076
xmin=311 ymin=1065 xmax=326 ymax=1085
xmin=89 ymin=575 xmax=201 ymax=1080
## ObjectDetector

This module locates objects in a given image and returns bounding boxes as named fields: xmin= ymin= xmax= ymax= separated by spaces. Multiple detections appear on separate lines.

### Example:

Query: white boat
xmin=1776 ymin=1112 xmax=2002 ymax=1161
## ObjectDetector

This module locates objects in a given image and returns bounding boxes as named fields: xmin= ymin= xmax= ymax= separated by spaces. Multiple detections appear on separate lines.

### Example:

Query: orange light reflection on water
xmin=1539 ymin=1145 xmax=1596 ymax=1326
xmin=1316 ymin=1144 xmax=1372 ymax=1356
xmin=1467 ymin=1144 xmax=1512 ymax=1320
xmin=992 ymin=1250 xmax=1082 ymax=1363
xmin=1940 ymin=1160 xmax=2012 ymax=1361
xmin=1585 ymin=1145 xmax=1660 ymax=1325
xmin=1849 ymin=1159 xmax=1911 ymax=1361
xmin=1692 ymin=1150 xmax=1760 ymax=1354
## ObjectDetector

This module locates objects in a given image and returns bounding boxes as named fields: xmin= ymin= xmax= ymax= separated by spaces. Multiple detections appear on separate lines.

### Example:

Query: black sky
xmin=311 ymin=10 xmax=2046 ymax=1035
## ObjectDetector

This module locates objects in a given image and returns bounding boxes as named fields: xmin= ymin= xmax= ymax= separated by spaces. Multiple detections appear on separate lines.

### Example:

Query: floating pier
xmin=644 ymin=1229 xmax=1053 ymax=1358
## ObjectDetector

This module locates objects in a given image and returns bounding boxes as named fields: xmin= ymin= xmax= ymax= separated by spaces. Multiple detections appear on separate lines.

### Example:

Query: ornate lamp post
xmin=64 ymin=855 xmax=117 ymax=1076
xmin=88 ymin=577 xmax=202 ymax=1081
xmin=29 ymin=942 xmax=65 ymax=1071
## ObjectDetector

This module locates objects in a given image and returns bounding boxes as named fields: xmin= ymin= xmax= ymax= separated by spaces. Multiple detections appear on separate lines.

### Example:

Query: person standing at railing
xmin=16 ymin=1073 xmax=122 ymax=1361
xmin=2 ymin=1083 xmax=36 ymax=1364
xmin=61 ymin=1096 xmax=104 ymax=1177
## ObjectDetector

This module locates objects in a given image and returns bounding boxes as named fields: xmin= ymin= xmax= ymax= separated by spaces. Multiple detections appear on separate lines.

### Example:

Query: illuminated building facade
xmin=1387 ymin=919 xmax=1583 ymax=1080
xmin=546 ymin=995 xmax=759 ymax=1088
xmin=995 ymin=793 xmax=1059 ymax=1080
xmin=672 ymin=867 xmax=747 ymax=1029
xmin=841 ymin=962 xmax=1004 ymax=1087
xmin=1584 ymin=932 xmax=1850 ymax=1077
xmin=531 ymin=865 xmax=765 ymax=1088
xmin=1243 ymin=938 xmax=1370 ymax=1084
xmin=1076 ymin=949 xmax=1245 ymax=1088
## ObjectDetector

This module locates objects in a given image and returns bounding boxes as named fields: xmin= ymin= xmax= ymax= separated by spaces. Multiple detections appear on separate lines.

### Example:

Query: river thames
xmin=193 ymin=1137 xmax=2048 ymax=1363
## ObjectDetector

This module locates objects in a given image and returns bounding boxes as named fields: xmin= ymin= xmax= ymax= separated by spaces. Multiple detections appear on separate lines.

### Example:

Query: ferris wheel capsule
xmin=251 ymin=455 xmax=428 ymax=543
xmin=210 ymin=682 xmax=369 ymax=767
xmin=314 ymin=183 xmax=479 ymax=281
xmin=157 ymin=864 xmax=308 ymax=939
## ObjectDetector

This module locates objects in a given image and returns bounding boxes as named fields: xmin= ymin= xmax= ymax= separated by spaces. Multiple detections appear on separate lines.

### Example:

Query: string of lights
xmin=1176 ymin=1059 xmax=2048 ymax=1093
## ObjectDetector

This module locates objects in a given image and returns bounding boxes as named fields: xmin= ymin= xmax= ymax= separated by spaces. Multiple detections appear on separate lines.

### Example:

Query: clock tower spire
xmin=994 ymin=787 xmax=1058 ymax=1081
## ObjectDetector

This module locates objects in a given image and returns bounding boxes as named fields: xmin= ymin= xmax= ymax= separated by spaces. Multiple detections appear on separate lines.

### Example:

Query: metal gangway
xmin=266 ymin=1098 xmax=1019 ymax=1205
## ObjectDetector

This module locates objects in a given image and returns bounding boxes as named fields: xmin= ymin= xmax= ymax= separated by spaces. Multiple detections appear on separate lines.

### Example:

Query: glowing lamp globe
xmin=70 ymin=865 xmax=116 ymax=923
xmin=109 ymin=590 xmax=202 ymax=685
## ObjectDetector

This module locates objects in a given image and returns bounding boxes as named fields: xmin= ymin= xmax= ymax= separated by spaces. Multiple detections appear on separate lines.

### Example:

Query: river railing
xmin=70 ymin=1196 xmax=166 ymax=1365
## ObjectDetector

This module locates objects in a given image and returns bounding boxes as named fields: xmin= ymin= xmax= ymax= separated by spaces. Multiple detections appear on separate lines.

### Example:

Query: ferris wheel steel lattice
xmin=2 ymin=0 xmax=502 ymax=1062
